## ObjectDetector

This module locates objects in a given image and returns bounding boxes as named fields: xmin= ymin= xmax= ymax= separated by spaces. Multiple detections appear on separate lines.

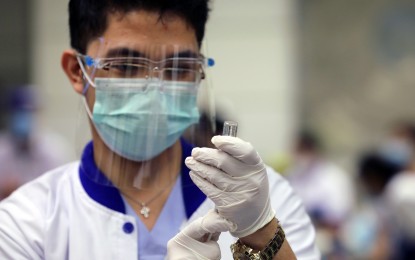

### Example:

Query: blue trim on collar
xmin=79 ymin=142 xmax=126 ymax=213
xmin=78 ymin=139 xmax=206 ymax=218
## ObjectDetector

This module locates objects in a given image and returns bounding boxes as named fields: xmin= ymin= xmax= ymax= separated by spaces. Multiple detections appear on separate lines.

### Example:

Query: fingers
xmin=186 ymin=157 xmax=240 ymax=189
xmin=188 ymin=171 xmax=223 ymax=199
xmin=211 ymin=136 xmax=261 ymax=165
xmin=167 ymin=233 xmax=221 ymax=260
xmin=188 ymin=147 xmax=263 ymax=178
xmin=183 ymin=210 xmax=236 ymax=240
xmin=201 ymin=210 xmax=236 ymax=234
xmin=189 ymin=171 xmax=244 ymax=208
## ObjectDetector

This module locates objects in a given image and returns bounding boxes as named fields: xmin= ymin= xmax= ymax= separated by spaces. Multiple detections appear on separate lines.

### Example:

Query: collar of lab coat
xmin=78 ymin=138 xmax=206 ymax=219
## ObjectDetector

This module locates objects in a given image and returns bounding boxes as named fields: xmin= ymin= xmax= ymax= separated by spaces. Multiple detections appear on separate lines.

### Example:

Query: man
xmin=0 ymin=0 xmax=319 ymax=259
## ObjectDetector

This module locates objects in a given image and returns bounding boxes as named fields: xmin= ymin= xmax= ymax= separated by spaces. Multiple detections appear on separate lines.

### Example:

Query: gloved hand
xmin=185 ymin=135 xmax=275 ymax=238
xmin=166 ymin=209 xmax=235 ymax=260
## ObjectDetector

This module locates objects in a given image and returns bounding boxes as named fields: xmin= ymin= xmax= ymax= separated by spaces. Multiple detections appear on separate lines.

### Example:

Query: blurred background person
xmin=340 ymin=121 xmax=415 ymax=259
xmin=385 ymin=166 xmax=415 ymax=260
xmin=0 ymin=86 xmax=72 ymax=200
xmin=340 ymin=152 xmax=398 ymax=260
xmin=377 ymin=121 xmax=415 ymax=172
xmin=382 ymin=121 xmax=415 ymax=259
xmin=284 ymin=129 xmax=355 ymax=259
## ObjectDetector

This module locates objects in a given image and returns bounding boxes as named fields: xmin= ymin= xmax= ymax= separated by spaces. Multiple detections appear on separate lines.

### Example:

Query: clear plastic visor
xmin=74 ymin=38 xmax=216 ymax=193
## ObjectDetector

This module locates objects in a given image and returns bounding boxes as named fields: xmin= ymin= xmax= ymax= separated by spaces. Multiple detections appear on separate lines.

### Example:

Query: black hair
xmin=198 ymin=111 xmax=225 ymax=136
xmin=296 ymin=129 xmax=321 ymax=152
xmin=69 ymin=0 xmax=211 ymax=53
xmin=358 ymin=152 xmax=400 ymax=195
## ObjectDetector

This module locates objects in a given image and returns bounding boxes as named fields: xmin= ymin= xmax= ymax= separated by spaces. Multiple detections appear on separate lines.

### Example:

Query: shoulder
xmin=3 ymin=161 xmax=80 ymax=203
xmin=0 ymin=162 xmax=81 ymax=225
xmin=0 ymin=162 xmax=80 ymax=258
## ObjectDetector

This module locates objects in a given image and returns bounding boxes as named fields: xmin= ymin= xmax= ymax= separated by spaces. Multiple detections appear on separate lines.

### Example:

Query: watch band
xmin=260 ymin=224 xmax=286 ymax=259
xmin=230 ymin=223 xmax=286 ymax=260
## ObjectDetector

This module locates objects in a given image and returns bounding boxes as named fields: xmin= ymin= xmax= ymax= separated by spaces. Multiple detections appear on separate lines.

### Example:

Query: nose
xmin=147 ymin=66 xmax=162 ymax=80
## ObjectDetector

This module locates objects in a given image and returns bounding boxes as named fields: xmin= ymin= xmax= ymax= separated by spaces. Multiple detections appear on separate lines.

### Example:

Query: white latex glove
xmin=185 ymin=135 xmax=275 ymax=238
xmin=166 ymin=210 xmax=235 ymax=260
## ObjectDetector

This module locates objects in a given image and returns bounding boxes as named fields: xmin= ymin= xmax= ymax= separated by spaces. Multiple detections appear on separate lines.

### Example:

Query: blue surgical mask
xmin=379 ymin=138 xmax=413 ymax=168
xmin=86 ymin=78 xmax=200 ymax=161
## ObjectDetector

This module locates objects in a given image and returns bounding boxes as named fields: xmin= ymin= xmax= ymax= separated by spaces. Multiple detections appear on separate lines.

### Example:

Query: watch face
xmin=231 ymin=240 xmax=261 ymax=259
xmin=233 ymin=252 xmax=251 ymax=260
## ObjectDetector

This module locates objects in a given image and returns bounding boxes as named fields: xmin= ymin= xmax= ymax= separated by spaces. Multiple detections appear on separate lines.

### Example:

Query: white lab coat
xmin=0 ymin=162 xmax=320 ymax=259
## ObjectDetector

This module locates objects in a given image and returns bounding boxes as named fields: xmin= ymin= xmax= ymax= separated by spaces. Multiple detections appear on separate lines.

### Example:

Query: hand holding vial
xmin=185 ymin=120 xmax=275 ymax=238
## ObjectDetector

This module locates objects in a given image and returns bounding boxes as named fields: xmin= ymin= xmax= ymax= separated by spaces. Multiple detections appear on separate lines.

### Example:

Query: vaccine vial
xmin=222 ymin=121 xmax=238 ymax=137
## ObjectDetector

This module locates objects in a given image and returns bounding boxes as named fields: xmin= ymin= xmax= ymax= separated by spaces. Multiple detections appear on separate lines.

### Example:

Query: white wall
xmin=205 ymin=0 xmax=299 ymax=159
xmin=31 ymin=0 xmax=299 ymax=161
xmin=31 ymin=1 xmax=79 ymax=160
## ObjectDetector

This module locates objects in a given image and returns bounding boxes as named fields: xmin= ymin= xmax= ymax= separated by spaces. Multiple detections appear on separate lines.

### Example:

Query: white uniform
xmin=0 ymin=141 xmax=320 ymax=260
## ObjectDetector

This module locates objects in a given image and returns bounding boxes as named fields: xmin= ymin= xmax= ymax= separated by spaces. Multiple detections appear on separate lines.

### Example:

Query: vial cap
xmin=222 ymin=121 xmax=238 ymax=137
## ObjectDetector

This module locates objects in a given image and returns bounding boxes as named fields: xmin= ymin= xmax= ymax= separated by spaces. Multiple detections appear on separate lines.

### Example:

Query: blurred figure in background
xmin=0 ymin=86 xmax=72 ymax=200
xmin=382 ymin=121 xmax=415 ymax=259
xmin=357 ymin=152 xmax=400 ymax=201
xmin=341 ymin=152 xmax=398 ymax=260
xmin=285 ymin=130 xmax=355 ymax=259
xmin=378 ymin=121 xmax=415 ymax=173
xmin=385 ymin=167 xmax=415 ymax=259
xmin=341 ymin=121 xmax=415 ymax=259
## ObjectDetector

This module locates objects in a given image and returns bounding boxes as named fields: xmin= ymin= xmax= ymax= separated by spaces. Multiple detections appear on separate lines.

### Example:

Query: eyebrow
xmin=105 ymin=48 xmax=145 ymax=59
xmin=104 ymin=47 xmax=200 ymax=60
xmin=165 ymin=50 xmax=200 ymax=59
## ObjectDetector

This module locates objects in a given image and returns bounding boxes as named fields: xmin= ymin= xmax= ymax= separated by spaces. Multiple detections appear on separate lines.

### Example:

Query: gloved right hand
xmin=166 ymin=209 xmax=235 ymax=260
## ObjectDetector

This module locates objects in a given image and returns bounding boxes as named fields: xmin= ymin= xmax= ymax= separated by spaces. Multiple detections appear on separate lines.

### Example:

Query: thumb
xmin=184 ymin=210 xmax=236 ymax=240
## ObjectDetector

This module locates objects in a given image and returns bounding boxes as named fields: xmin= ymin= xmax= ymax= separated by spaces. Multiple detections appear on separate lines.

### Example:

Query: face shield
xmin=74 ymin=38 xmax=216 ymax=193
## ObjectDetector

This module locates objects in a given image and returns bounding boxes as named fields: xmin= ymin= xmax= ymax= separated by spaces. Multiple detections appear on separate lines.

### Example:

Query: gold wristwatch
xmin=230 ymin=224 xmax=285 ymax=260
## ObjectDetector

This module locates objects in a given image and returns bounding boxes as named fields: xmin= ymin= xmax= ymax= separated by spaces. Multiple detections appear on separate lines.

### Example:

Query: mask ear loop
xmin=75 ymin=55 xmax=97 ymax=121
xmin=76 ymin=36 xmax=105 ymax=119
xmin=77 ymin=37 xmax=106 ymax=95
xmin=76 ymin=55 xmax=96 ymax=94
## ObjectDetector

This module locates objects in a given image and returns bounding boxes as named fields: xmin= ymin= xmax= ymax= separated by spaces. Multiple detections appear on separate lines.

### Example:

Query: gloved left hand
xmin=166 ymin=209 xmax=235 ymax=260
xmin=185 ymin=135 xmax=276 ymax=238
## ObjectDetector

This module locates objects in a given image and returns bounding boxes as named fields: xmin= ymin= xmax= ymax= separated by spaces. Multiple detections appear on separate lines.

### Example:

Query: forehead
xmin=86 ymin=10 xmax=199 ymax=58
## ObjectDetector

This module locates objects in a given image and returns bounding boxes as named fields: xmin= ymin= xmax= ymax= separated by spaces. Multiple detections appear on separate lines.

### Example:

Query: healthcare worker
xmin=0 ymin=0 xmax=320 ymax=259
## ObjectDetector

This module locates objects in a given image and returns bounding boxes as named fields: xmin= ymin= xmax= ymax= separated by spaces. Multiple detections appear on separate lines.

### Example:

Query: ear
xmin=61 ymin=49 xmax=84 ymax=94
